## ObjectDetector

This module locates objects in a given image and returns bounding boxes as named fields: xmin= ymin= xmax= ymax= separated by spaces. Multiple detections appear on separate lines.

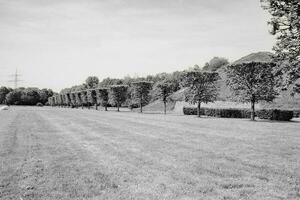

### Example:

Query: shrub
xmin=36 ymin=102 xmax=43 ymax=107
xmin=183 ymin=107 xmax=204 ymax=115
xmin=256 ymin=109 xmax=294 ymax=121
xmin=183 ymin=107 xmax=251 ymax=118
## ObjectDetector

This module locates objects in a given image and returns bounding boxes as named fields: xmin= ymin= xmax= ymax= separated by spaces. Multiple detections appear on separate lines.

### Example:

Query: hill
xmin=232 ymin=51 xmax=274 ymax=65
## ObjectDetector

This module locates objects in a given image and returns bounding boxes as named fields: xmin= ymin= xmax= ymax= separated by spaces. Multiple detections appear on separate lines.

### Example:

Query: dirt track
xmin=0 ymin=106 xmax=299 ymax=200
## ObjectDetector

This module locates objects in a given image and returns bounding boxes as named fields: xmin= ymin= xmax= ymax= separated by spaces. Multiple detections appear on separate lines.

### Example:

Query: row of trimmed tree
xmin=49 ymin=82 xmax=156 ymax=113
xmin=50 ymin=61 xmax=280 ymax=120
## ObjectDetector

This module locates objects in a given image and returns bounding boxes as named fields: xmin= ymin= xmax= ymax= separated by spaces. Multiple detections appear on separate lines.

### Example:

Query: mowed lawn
xmin=0 ymin=107 xmax=299 ymax=200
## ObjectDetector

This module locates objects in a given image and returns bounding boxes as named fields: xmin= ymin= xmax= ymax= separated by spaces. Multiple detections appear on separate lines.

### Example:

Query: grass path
xmin=0 ymin=107 xmax=299 ymax=199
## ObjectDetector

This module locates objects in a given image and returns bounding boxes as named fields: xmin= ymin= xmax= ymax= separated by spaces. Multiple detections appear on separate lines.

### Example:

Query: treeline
xmin=0 ymin=87 xmax=54 ymax=106
xmin=59 ymin=57 xmax=230 ymax=104
xmin=51 ymin=60 xmax=287 ymax=120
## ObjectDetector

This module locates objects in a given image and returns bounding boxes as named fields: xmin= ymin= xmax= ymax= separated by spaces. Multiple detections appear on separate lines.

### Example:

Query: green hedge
xmin=183 ymin=107 xmax=294 ymax=121
xmin=256 ymin=109 xmax=294 ymax=121
xmin=183 ymin=107 xmax=251 ymax=118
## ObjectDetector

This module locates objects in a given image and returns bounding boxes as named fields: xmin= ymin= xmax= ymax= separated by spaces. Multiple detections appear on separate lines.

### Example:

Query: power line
xmin=8 ymin=69 xmax=23 ymax=89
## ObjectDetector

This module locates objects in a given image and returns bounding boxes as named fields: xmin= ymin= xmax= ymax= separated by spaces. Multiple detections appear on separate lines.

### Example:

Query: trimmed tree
xmin=225 ymin=62 xmax=278 ymax=121
xmin=183 ymin=71 xmax=219 ymax=117
xmin=131 ymin=81 xmax=152 ymax=113
xmin=109 ymin=85 xmax=128 ymax=112
xmin=155 ymin=80 xmax=174 ymax=114
xmin=87 ymin=89 xmax=98 ymax=110
xmin=96 ymin=88 xmax=109 ymax=111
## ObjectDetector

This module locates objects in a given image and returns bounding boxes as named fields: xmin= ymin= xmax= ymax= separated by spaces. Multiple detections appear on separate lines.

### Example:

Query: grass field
xmin=0 ymin=106 xmax=299 ymax=200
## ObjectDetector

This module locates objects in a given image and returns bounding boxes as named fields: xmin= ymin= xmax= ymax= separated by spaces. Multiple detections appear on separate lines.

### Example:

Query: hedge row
xmin=183 ymin=107 xmax=294 ymax=121
xmin=256 ymin=109 xmax=294 ymax=121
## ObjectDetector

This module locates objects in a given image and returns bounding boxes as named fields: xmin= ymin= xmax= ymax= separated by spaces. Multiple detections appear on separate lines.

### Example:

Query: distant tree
xmin=87 ymin=90 xmax=98 ymax=109
xmin=99 ymin=77 xmax=123 ymax=87
xmin=131 ymin=81 xmax=152 ymax=113
xmin=225 ymin=62 xmax=278 ymax=121
xmin=39 ymin=88 xmax=54 ymax=105
xmin=109 ymin=85 xmax=128 ymax=112
xmin=0 ymin=87 xmax=11 ymax=104
xmin=21 ymin=88 xmax=41 ymax=105
xmin=85 ymin=76 xmax=99 ymax=89
xmin=261 ymin=0 xmax=300 ymax=93
xmin=96 ymin=88 xmax=109 ymax=111
xmin=202 ymin=57 xmax=229 ymax=71
xmin=155 ymin=80 xmax=174 ymax=114
xmin=6 ymin=89 xmax=22 ymax=105
xmin=183 ymin=71 xmax=219 ymax=117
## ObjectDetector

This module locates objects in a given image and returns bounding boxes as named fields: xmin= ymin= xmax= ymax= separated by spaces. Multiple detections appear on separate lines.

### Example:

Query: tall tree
xmin=85 ymin=76 xmax=99 ymax=89
xmin=183 ymin=71 xmax=219 ymax=117
xmin=155 ymin=80 xmax=174 ymax=114
xmin=131 ymin=81 xmax=152 ymax=113
xmin=225 ymin=62 xmax=278 ymax=121
xmin=109 ymin=85 xmax=128 ymax=112
xmin=261 ymin=0 xmax=300 ymax=93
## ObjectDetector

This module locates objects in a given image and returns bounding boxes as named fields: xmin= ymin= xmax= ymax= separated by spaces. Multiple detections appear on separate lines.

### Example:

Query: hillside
xmin=232 ymin=51 xmax=274 ymax=65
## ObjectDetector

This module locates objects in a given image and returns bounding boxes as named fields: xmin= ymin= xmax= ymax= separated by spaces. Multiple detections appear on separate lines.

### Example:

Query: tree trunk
xmin=117 ymin=103 xmax=120 ymax=112
xmin=95 ymin=104 xmax=98 ymax=110
xmin=164 ymin=101 xmax=166 ymax=115
xmin=140 ymin=100 xmax=143 ymax=113
xmin=197 ymin=101 xmax=201 ymax=117
xmin=81 ymin=104 xmax=83 ymax=109
xmin=105 ymin=104 xmax=107 ymax=111
xmin=251 ymin=99 xmax=255 ymax=121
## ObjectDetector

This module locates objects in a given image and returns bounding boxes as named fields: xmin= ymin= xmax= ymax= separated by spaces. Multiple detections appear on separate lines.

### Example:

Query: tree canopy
xmin=261 ymin=0 xmax=300 ymax=93
xmin=131 ymin=81 xmax=152 ymax=113
xmin=183 ymin=71 xmax=219 ymax=117
xmin=109 ymin=85 xmax=128 ymax=111
xmin=202 ymin=57 xmax=229 ymax=72
xmin=225 ymin=62 xmax=278 ymax=120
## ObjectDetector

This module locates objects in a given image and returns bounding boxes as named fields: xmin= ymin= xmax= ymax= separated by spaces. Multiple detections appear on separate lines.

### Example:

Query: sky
xmin=0 ymin=0 xmax=275 ymax=92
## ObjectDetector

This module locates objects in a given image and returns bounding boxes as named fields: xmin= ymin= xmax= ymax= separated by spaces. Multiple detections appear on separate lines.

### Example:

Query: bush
xmin=183 ymin=107 xmax=204 ymax=115
xmin=183 ymin=107 xmax=294 ymax=121
xmin=183 ymin=107 xmax=251 ymax=118
xmin=36 ymin=102 xmax=43 ymax=107
xmin=256 ymin=109 xmax=293 ymax=121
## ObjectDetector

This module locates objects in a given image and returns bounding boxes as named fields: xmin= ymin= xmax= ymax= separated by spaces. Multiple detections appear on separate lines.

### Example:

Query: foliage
xmin=0 ymin=86 xmax=12 ymax=104
xmin=87 ymin=90 xmax=97 ymax=105
xmin=183 ymin=107 xmax=251 ymax=118
xmin=225 ymin=62 xmax=278 ymax=120
xmin=202 ymin=57 xmax=229 ymax=71
xmin=85 ymin=76 xmax=99 ymax=89
xmin=182 ymin=71 xmax=219 ymax=117
xmin=39 ymin=89 xmax=54 ymax=105
xmin=96 ymin=88 xmax=109 ymax=109
xmin=154 ymin=80 xmax=175 ymax=114
xmin=109 ymin=85 xmax=128 ymax=111
xmin=256 ymin=109 xmax=294 ymax=121
xmin=6 ymin=89 xmax=22 ymax=105
xmin=131 ymin=81 xmax=152 ymax=112
xmin=261 ymin=0 xmax=300 ymax=93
